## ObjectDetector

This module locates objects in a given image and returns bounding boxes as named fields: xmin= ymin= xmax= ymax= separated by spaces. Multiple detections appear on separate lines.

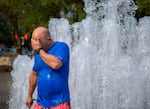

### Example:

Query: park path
xmin=0 ymin=72 xmax=12 ymax=109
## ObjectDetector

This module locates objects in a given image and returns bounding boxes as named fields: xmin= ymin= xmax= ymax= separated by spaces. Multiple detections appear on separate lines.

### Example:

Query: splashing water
xmin=9 ymin=0 xmax=150 ymax=109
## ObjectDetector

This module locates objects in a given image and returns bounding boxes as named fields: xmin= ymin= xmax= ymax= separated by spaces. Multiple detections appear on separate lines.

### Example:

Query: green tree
xmin=0 ymin=0 xmax=85 ymax=47
xmin=0 ymin=0 xmax=150 ymax=48
xmin=0 ymin=17 xmax=13 ymax=47
xmin=134 ymin=0 xmax=150 ymax=19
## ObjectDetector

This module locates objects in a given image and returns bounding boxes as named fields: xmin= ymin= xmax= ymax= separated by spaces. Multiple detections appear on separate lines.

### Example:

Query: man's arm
xmin=31 ymin=38 xmax=62 ymax=70
xmin=26 ymin=71 xmax=38 ymax=108
xmin=39 ymin=49 xmax=63 ymax=70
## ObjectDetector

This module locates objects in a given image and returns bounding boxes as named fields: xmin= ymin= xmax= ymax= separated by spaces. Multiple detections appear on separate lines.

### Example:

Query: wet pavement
xmin=0 ymin=72 xmax=12 ymax=109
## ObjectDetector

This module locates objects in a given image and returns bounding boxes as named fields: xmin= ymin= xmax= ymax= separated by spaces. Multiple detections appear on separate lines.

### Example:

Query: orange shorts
xmin=34 ymin=102 xmax=71 ymax=109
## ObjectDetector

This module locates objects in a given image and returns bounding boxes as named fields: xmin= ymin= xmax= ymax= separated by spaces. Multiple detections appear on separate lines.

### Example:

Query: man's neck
xmin=46 ymin=41 xmax=54 ymax=51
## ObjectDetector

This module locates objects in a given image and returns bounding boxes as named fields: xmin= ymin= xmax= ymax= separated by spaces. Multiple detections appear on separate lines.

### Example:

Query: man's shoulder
xmin=56 ymin=41 xmax=69 ymax=48
xmin=56 ymin=41 xmax=67 ymax=45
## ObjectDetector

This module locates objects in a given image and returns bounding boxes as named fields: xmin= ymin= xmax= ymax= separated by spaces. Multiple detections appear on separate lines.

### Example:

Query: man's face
xmin=31 ymin=30 xmax=53 ymax=51
xmin=39 ymin=35 xmax=53 ymax=50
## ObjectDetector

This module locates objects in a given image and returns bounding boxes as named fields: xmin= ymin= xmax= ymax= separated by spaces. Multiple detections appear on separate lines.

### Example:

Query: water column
xmin=137 ymin=17 xmax=150 ymax=109
xmin=9 ymin=0 xmax=150 ymax=109
xmin=9 ymin=55 xmax=34 ymax=109
xmin=49 ymin=0 xmax=150 ymax=109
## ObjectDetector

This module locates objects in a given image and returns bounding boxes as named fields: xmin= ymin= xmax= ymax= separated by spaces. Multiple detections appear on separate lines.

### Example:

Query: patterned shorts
xmin=34 ymin=102 xmax=71 ymax=109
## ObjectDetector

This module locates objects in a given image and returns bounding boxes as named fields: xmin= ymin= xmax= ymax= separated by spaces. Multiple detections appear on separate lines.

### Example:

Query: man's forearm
xmin=39 ymin=49 xmax=62 ymax=70
xmin=27 ymin=71 xmax=37 ymax=98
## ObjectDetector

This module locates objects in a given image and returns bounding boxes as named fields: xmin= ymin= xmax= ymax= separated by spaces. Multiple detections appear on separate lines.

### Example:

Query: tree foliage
xmin=0 ymin=0 xmax=85 ymax=46
xmin=134 ymin=0 xmax=150 ymax=19
xmin=0 ymin=17 xmax=13 ymax=47
xmin=0 ymin=0 xmax=150 ymax=47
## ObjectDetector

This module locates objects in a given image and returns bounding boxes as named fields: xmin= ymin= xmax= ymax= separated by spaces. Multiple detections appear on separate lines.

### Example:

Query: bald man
xmin=26 ymin=27 xmax=71 ymax=109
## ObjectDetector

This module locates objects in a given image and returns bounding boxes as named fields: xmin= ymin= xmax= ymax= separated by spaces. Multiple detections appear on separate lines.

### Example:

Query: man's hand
xmin=26 ymin=71 xmax=37 ymax=108
xmin=26 ymin=96 xmax=33 ymax=108
xmin=31 ymin=38 xmax=41 ymax=51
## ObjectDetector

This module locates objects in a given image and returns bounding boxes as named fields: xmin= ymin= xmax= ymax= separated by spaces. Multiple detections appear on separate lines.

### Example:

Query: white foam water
xmin=9 ymin=0 xmax=150 ymax=109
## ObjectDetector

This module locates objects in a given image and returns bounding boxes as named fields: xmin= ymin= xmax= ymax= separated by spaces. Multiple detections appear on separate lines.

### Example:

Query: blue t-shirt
xmin=32 ymin=41 xmax=70 ymax=108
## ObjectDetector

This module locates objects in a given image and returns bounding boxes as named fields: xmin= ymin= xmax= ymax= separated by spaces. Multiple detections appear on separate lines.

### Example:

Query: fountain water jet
xmin=9 ymin=0 xmax=150 ymax=109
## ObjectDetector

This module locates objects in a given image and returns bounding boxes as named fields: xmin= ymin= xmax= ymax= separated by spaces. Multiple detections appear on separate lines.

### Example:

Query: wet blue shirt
xmin=32 ymin=42 xmax=70 ymax=108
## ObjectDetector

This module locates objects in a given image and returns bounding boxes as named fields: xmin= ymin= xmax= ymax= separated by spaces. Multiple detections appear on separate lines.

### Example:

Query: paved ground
xmin=0 ymin=72 xmax=12 ymax=109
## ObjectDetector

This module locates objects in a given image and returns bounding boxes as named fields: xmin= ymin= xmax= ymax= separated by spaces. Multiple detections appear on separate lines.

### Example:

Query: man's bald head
xmin=32 ymin=27 xmax=50 ymax=40
xmin=31 ymin=27 xmax=53 ymax=51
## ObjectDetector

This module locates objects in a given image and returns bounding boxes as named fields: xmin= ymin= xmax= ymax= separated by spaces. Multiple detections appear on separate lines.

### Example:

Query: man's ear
xmin=48 ymin=37 xmax=52 ymax=40
xmin=47 ymin=37 xmax=50 ymax=40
